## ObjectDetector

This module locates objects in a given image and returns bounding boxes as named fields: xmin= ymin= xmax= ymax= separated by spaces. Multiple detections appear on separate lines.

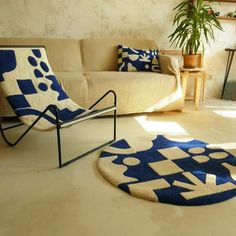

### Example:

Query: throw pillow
xmin=117 ymin=45 xmax=161 ymax=72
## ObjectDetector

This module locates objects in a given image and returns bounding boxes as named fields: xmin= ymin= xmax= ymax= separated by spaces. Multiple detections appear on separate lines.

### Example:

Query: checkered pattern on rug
xmin=98 ymin=135 xmax=236 ymax=206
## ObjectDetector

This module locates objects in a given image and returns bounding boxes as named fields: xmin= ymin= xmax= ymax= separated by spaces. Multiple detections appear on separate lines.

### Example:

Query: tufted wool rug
xmin=98 ymin=135 xmax=236 ymax=206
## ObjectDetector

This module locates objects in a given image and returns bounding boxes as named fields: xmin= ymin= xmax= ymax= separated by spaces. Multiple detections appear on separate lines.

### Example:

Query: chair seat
xmin=0 ymin=46 xmax=117 ymax=168
xmin=60 ymin=105 xmax=116 ymax=128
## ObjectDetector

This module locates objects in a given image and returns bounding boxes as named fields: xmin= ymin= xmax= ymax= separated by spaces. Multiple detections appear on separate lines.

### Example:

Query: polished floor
xmin=0 ymin=99 xmax=236 ymax=236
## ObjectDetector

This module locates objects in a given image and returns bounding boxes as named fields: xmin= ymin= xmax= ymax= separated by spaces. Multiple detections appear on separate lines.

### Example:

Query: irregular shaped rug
xmin=98 ymin=135 xmax=236 ymax=206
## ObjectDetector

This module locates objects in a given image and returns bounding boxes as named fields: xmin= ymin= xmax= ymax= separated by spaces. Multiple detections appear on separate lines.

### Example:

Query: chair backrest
xmin=0 ymin=46 xmax=86 ymax=130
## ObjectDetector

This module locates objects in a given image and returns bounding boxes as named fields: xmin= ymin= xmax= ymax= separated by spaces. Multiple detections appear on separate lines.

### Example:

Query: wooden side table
xmin=180 ymin=67 xmax=206 ymax=110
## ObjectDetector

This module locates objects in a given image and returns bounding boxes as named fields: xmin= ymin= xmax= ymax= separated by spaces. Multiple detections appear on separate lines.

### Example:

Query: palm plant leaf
xmin=169 ymin=0 xmax=223 ymax=55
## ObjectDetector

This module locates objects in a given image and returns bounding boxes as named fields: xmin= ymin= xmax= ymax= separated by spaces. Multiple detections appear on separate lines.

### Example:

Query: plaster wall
xmin=0 ymin=0 xmax=235 ymax=98
xmin=205 ymin=2 xmax=236 ymax=98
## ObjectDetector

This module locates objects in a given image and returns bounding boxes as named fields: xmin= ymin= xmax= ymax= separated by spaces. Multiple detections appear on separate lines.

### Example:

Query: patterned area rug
xmin=98 ymin=135 xmax=236 ymax=206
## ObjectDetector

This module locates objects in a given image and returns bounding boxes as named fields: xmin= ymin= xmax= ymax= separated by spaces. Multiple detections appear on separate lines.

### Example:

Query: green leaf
xmin=168 ymin=0 xmax=223 ymax=55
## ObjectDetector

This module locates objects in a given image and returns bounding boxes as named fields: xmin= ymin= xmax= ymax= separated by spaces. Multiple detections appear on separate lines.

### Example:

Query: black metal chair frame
xmin=0 ymin=90 xmax=117 ymax=168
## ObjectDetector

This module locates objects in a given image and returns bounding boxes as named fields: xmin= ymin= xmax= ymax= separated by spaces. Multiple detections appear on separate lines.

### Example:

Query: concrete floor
xmin=0 ymin=99 xmax=236 ymax=236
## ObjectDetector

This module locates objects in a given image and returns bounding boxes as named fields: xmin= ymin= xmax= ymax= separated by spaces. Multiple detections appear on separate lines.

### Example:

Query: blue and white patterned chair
xmin=0 ymin=46 xmax=117 ymax=168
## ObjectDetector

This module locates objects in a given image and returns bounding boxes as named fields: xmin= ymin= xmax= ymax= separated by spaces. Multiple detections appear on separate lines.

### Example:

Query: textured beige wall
xmin=0 ymin=0 xmax=235 ymax=98
xmin=0 ymin=0 xmax=178 ymax=46
xmin=204 ymin=2 xmax=236 ymax=98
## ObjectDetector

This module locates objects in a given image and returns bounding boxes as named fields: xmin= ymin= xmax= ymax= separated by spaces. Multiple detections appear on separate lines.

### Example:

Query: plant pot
xmin=183 ymin=54 xmax=200 ymax=68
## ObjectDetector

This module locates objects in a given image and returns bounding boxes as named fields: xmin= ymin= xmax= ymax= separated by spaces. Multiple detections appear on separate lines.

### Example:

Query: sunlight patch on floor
xmin=204 ymin=105 xmax=236 ymax=109
xmin=208 ymin=142 xmax=236 ymax=151
xmin=213 ymin=110 xmax=236 ymax=118
xmin=134 ymin=116 xmax=189 ymax=135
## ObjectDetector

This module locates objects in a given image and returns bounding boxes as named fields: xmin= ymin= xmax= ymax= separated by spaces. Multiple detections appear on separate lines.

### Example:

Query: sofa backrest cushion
xmin=0 ymin=38 xmax=83 ymax=72
xmin=80 ymin=38 xmax=158 ymax=71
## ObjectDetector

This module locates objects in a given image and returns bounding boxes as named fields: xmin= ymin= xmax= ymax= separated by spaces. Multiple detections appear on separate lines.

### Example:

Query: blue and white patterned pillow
xmin=117 ymin=45 xmax=161 ymax=72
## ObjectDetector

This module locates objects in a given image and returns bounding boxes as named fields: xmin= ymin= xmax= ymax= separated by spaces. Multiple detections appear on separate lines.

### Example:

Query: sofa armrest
xmin=158 ymin=54 xmax=184 ymax=110
xmin=159 ymin=54 xmax=180 ymax=78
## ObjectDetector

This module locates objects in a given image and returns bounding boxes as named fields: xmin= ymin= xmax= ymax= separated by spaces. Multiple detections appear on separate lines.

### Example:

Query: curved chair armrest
xmin=159 ymin=54 xmax=180 ymax=78
xmin=89 ymin=90 xmax=117 ymax=110
xmin=0 ymin=104 xmax=59 ymax=147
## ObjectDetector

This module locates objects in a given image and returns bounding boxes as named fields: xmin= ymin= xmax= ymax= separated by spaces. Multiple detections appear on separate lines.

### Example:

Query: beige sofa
xmin=0 ymin=38 xmax=183 ymax=116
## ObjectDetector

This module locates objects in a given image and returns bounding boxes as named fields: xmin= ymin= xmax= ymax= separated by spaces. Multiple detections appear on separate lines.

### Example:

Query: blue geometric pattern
xmin=28 ymin=56 xmax=38 ymax=67
xmin=98 ymin=135 xmax=236 ymax=206
xmin=7 ymin=95 xmax=30 ymax=110
xmin=0 ymin=47 xmax=87 ymax=130
xmin=32 ymin=49 xmax=41 ymax=58
xmin=117 ymin=45 xmax=161 ymax=72
xmin=17 ymin=80 xmax=38 ymax=95
xmin=0 ymin=50 xmax=17 ymax=81
xmin=34 ymin=69 xmax=44 ymax=78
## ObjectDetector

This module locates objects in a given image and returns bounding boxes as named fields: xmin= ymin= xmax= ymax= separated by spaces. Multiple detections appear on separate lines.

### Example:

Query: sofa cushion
xmin=0 ymin=38 xmax=83 ymax=72
xmin=80 ymin=38 xmax=158 ymax=71
xmin=85 ymin=71 xmax=183 ymax=114
xmin=117 ymin=45 xmax=161 ymax=72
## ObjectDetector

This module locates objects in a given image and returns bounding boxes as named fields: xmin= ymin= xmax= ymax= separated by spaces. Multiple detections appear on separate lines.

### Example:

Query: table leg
xmin=202 ymin=71 xmax=206 ymax=101
xmin=181 ymin=71 xmax=188 ymax=101
xmin=194 ymin=76 xmax=202 ymax=110
xmin=194 ymin=75 xmax=197 ymax=101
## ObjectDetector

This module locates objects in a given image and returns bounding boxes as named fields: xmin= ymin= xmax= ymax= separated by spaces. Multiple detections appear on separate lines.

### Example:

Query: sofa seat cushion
xmin=85 ymin=71 xmax=183 ymax=114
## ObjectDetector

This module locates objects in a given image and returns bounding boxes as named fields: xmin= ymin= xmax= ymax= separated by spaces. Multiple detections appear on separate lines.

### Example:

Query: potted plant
xmin=169 ymin=0 xmax=223 ymax=68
